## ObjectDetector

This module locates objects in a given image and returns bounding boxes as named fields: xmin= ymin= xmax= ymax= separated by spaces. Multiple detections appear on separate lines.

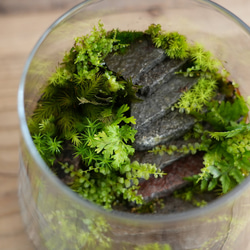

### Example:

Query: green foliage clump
xmin=194 ymin=96 xmax=250 ymax=194
xmin=174 ymin=43 xmax=227 ymax=114
xmin=174 ymin=187 xmax=207 ymax=208
xmin=174 ymin=77 xmax=218 ymax=114
xmin=146 ymin=24 xmax=228 ymax=117
xmin=156 ymin=94 xmax=250 ymax=195
xmin=146 ymin=24 xmax=250 ymax=197
xmin=29 ymin=22 xmax=163 ymax=210
xmin=146 ymin=24 xmax=189 ymax=59
xmin=184 ymin=43 xmax=223 ymax=78
xmin=59 ymin=106 xmax=162 ymax=209
xmin=107 ymin=29 xmax=144 ymax=54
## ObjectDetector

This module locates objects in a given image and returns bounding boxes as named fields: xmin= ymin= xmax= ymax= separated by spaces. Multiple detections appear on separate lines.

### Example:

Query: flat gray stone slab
xmin=133 ymin=109 xmax=195 ymax=151
xmin=106 ymin=36 xmax=198 ymax=152
xmin=131 ymin=75 xmax=198 ymax=131
xmin=137 ymin=58 xmax=187 ymax=97
xmin=105 ymin=37 xmax=166 ymax=84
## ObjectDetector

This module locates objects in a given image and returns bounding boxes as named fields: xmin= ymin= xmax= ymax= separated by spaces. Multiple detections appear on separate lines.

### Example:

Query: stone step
xmin=106 ymin=35 xmax=198 ymax=151
xmin=133 ymin=109 xmax=195 ymax=151
xmin=105 ymin=36 xmax=166 ymax=84
xmin=137 ymin=58 xmax=188 ymax=97
xmin=131 ymin=74 xmax=197 ymax=150
xmin=131 ymin=75 xmax=197 ymax=131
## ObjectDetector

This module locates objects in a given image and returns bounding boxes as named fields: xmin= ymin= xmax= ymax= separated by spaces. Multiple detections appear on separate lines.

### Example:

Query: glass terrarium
xmin=18 ymin=0 xmax=250 ymax=249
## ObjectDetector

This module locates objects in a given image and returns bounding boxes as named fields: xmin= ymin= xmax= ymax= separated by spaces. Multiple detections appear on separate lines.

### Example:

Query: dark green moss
xmin=108 ymin=29 xmax=145 ymax=54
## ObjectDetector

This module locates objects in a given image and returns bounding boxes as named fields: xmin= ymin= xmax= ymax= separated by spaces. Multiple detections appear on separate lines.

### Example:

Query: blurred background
xmin=0 ymin=0 xmax=83 ymax=13
xmin=0 ymin=0 xmax=249 ymax=17
xmin=0 ymin=0 xmax=249 ymax=249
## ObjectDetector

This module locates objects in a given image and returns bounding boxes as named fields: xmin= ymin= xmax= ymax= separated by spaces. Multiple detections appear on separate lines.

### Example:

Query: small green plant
xmin=174 ymin=185 xmax=207 ymax=208
xmin=193 ymin=97 xmax=250 ymax=194
xmin=146 ymin=24 xmax=189 ymax=59
xmin=107 ymin=29 xmax=144 ymax=54
xmin=174 ymin=77 xmax=218 ymax=113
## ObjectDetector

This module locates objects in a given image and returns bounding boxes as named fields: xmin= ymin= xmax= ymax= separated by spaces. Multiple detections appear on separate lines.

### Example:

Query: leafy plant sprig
xmin=174 ymin=77 xmax=218 ymax=114
xmin=193 ymin=96 xmax=250 ymax=194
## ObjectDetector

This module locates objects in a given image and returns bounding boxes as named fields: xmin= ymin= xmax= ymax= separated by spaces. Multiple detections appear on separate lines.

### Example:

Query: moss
xmin=107 ymin=29 xmax=145 ymax=54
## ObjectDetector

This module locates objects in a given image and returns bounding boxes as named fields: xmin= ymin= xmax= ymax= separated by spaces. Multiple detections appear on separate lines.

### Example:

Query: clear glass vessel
xmin=18 ymin=0 xmax=250 ymax=249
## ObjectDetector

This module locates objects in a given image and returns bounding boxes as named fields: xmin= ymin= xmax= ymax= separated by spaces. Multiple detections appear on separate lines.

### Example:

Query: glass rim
xmin=18 ymin=0 xmax=250 ymax=224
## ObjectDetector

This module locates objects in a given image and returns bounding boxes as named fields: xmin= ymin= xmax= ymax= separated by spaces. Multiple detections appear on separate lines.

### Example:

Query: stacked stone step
xmin=105 ymin=36 xmax=201 ymax=201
